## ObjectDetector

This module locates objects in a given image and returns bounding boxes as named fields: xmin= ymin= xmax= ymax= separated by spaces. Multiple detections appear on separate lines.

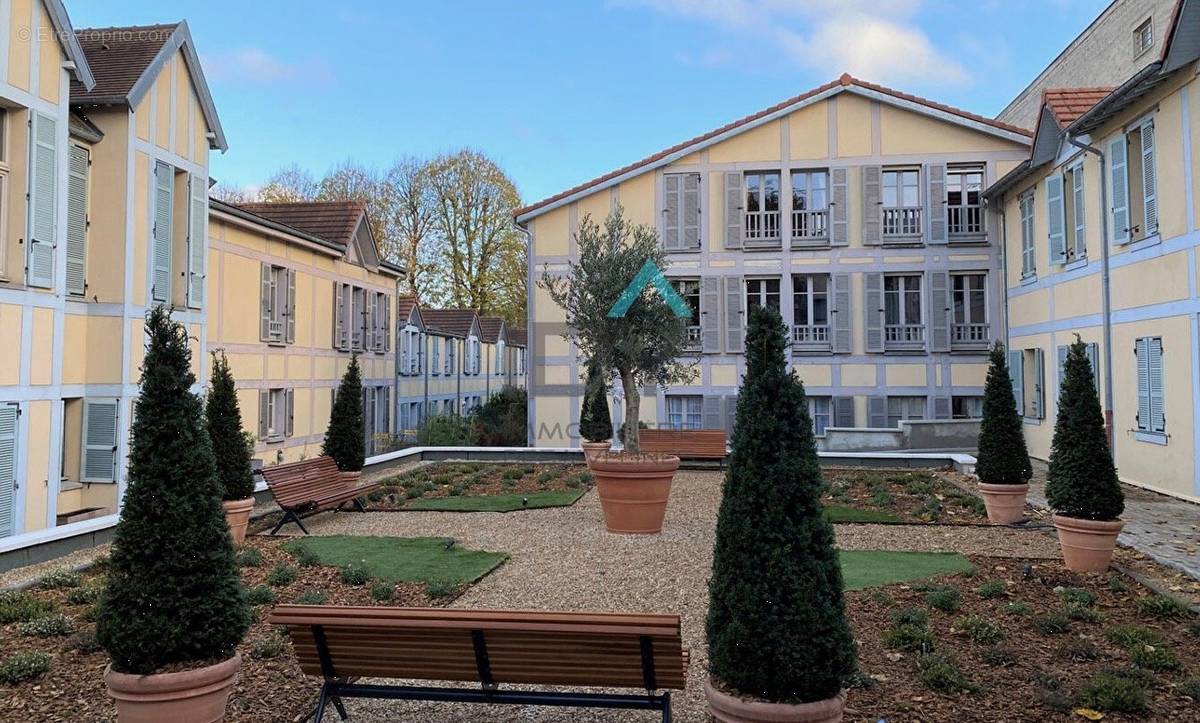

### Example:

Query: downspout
xmin=456 ymin=338 xmax=462 ymax=414
xmin=991 ymin=198 xmax=1011 ymax=353
xmin=1066 ymin=135 xmax=1115 ymax=453
xmin=422 ymin=331 xmax=429 ymax=431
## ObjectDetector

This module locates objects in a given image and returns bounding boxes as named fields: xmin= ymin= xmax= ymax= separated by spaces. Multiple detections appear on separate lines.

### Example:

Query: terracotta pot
xmin=1052 ymin=515 xmax=1124 ymax=572
xmin=221 ymin=498 xmax=254 ymax=545
xmin=977 ymin=483 xmax=1029 ymax=524
xmin=705 ymin=680 xmax=846 ymax=723
xmin=105 ymin=654 xmax=241 ymax=723
xmin=589 ymin=452 xmax=679 ymax=534
xmin=581 ymin=440 xmax=611 ymax=465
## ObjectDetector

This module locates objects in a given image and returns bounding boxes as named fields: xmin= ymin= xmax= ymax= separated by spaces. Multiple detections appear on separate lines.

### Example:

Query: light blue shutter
xmin=663 ymin=174 xmax=681 ymax=250
xmin=682 ymin=173 xmax=700 ymax=249
xmin=723 ymin=276 xmax=743 ymax=353
xmin=28 ymin=112 xmax=57 ymax=288
xmin=1033 ymin=348 xmax=1045 ymax=419
xmin=829 ymin=168 xmax=848 ymax=246
xmin=862 ymin=166 xmax=882 ymax=245
xmin=926 ymin=163 xmax=947 ymax=244
xmin=81 ymin=399 xmax=118 ymax=482
xmin=285 ymin=269 xmax=296 ymax=344
xmin=1148 ymin=337 xmax=1164 ymax=432
xmin=66 ymin=144 xmax=89 ymax=295
xmin=1009 ymin=350 xmax=1024 ymax=416
xmin=928 ymin=270 xmax=950 ymax=352
xmin=702 ymin=396 xmax=721 ymax=430
xmin=1046 ymin=174 xmax=1066 ymax=264
xmin=260 ymin=263 xmax=273 ymax=342
xmin=1071 ymin=166 xmax=1085 ymax=258
xmin=187 ymin=174 xmax=207 ymax=308
xmin=0 ymin=405 xmax=17 ymax=538
xmin=723 ymin=172 xmax=742 ymax=248
xmin=1140 ymin=122 xmax=1157 ymax=235
xmin=1085 ymin=342 xmax=1100 ymax=395
xmin=1056 ymin=344 xmax=1069 ymax=397
xmin=1109 ymin=136 xmax=1129 ymax=244
xmin=934 ymin=395 xmax=952 ymax=420
xmin=152 ymin=161 xmax=173 ymax=301
xmin=868 ymin=396 xmax=888 ymax=427
xmin=723 ymin=395 xmax=738 ymax=437
xmin=831 ymin=273 xmax=851 ymax=353
xmin=1135 ymin=338 xmax=1150 ymax=431
xmin=864 ymin=273 xmax=884 ymax=352
xmin=701 ymin=277 xmax=721 ymax=353
xmin=285 ymin=389 xmax=295 ymax=437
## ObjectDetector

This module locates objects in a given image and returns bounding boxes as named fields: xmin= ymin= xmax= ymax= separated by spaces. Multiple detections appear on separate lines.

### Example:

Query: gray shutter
xmin=928 ymin=270 xmax=950 ymax=352
xmin=284 ymin=389 xmax=295 ymax=437
xmin=66 ymin=144 xmax=89 ymax=296
xmin=861 ymin=165 xmax=882 ymax=245
xmin=187 ymin=174 xmax=207 ymax=308
xmin=1033 ymin=347 xmax=1045 ymax=419
xmin=1047 ymin=174 xmax=1066 ymax=264
xmin=831 ymin=273 xmax=851 ymax=353
xmin=258 ymin=390 xmax=269 ymax=439
xmin=833 ymin=396 xmax=855 ymax=427
xmin=830 ymin=167 xmax=848 ymax=246
xmin=152 ymin=161 xmax=173 ymax=301
xmin=1109 ymin=136 xmax=1129 ymax=244
xmin=682 ymin=173 xmax=700 ymax=249
xmin=723 ymin=276 xmax=743 ymax=353
xmin=333 ymin=282 xmax=345 ymax=350
xmin=868 ymin=396 xmax=888 ymax=427
xmin=933 ymin=395 xmax=952 ymax=420
xmin=663 ymin=174 xmax=681 ymax=250
xmin=702 ymin=396 xmax=721 ymax=429
xmin=363 ymin=292 xmax=375 ymax=352
xmin=723 ymin=171 xmax=742 ymax=248
xmin=927 ymin=163 xmax=947 ymax=244
xmin=384 ymin=296 xmax=392 ymax=352
xmin=81 ymin=399 xmax=118 ymax=482
xmin=260 ymin=262 xmax=273 ymax=342
xmin=864 ymin=272 xmax=884 ymax=352
xmin=701 ymin=277 xmax=721 ymax=353
xmin=28 ymin=112 xmax=57 ymax=288
xmin=1141 ymin=121 xmax=1157 ymax=235
xmin=1056 ymin=344 xmax=1068 ymax=393
xmin=723 ymin=395 xmax=738 ymax=437
xmin=1148 ymin=337 xmax=1164 ymax=432
xmin=1071 ymin=166 xmax=1085 ymax=256
xmin=1085 ymin=342 xmax=1100 ymax=394
xmin=1009 ymin=350 xmax=1024 ymax=416
xmin=1135 ymin=338 xmax=1150 ymax=429
xmin=0 ymin=405 xmax=16 ymax=538
xmin=285 ymin=268 xmax=296 ymax=344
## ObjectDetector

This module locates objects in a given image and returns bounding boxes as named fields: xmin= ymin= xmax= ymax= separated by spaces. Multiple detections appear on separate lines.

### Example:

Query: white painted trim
xmin=1182 ymin=85 xmax=1195 ymax=232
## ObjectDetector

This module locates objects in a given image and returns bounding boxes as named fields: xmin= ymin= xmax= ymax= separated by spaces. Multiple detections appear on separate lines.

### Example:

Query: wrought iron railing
xmin=684 ymin=325 xmax=702 ymax=350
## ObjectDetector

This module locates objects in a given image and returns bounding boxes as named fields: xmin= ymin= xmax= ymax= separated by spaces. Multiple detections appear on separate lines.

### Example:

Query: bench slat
xmin=638 ymin=429 xmax=727 ymax=459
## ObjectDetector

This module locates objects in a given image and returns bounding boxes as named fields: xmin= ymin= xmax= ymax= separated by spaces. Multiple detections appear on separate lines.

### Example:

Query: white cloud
xmin=202 ymin=47 xmax=334 ymax=86
xmin=615 ymin=0 xmax=970 ymax=87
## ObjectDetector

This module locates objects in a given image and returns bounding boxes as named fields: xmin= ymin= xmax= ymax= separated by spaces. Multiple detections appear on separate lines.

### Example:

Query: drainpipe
xmin=456 ymin=338 xmax=462 ymax=414
xmin=991 ymin=198 xmax=1011 ymax=353
xmin=1066 ymin=135 xmax=1115 ymax=453
xmin=422 ymin=331 xmax=429 ymax=431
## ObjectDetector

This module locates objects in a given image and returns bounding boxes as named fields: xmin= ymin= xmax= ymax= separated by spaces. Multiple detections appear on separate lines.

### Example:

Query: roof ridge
xmin=76 ymin=22 xmax=180 ymax=33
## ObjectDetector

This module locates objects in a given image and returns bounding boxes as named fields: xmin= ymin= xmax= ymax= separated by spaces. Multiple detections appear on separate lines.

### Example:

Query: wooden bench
xmin=260 ymin=457 xmax=380 ymax=536
xmin=639 ymin=429 xmax=728 ymax=466
xmin=268 ymin=605 xmax=690 ymax=722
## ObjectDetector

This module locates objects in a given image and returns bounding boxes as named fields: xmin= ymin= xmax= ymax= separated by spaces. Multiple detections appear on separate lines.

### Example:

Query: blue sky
xmin=73 ymin=0 xmax=1108 ymax=205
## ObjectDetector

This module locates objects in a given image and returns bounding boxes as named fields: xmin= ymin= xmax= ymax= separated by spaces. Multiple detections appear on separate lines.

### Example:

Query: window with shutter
xmin=829 ymin=167 xmax=848 ymax=246
xmin=258 ymin=390 xmax=269 ymax=439
xmin=284 ymin=389 xmax=295 ymax=437
xmin=833 ymin=396 xmax=855 ymax=427
xmin=1069 ymin=163 xmax=1085 ymax=260
xmin=1008 ymin=350 xmax=1024 ymax=415
xmin=926 ymin=163 xmax=947 ymax=244
xmin=152 ymin=161 xmax=173 ymax=301
xmin=1139 ymin=120 xmax=1157 ymax=236
xmin=432 ymin=336 xmax=440 ymax=375
xmin=187 ymin=174 xmax=208 ymax=308
xmin=862 ymin=165 xmax=882 ymax=245
xmin=81 ymin=399 xmax=118 ymax=483
xmin=663 ymin=174 xmax=681 ymax=250
xmin=1046 ymin=174 xmax=1066 ymax=264
xmin=723 ymin=172 xmax=742 ymax=248
xmin=723 ymin=276 xmax=743 ymax=353
xmin=28 ymin=112 xmax=57 ymax=288
xmin=682 ymin=172 xmax=700 ymax=250
xmin=701 ymin=277 xmax=721 ymax=353
xmin=0 ymin=404 xmax=18 ymax=539
xmin=831 ymin=273 xmax=852 ymax=353
xmin=927 ymin=270 xmax=950 ymax=352
xmin=285 ymin=269 xmax=296 ymax=344
xmin=1019 ymin=191 xmax=1036 ymax=277
xmin=864 ymin=272 xmax=884 ymax=352
xmin=867 ymin=396 xmax=888 ymax=427
xmin=1032 ymin=348 xmax=1045 ymax=419
xmin=333 ymin=282 xmax=346 ymax=350
xmin=66 ymin=144 xmax=89 ymax=296
xmin=1135 ymin=336 xmax=1165 ymax=433
xmin=1109 ymin=135 xmax=1129 ymax=244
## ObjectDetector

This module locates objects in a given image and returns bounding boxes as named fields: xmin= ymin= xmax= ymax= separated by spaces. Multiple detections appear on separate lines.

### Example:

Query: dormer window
xmin=1134 ymin=18 xmax=1152 ymax=56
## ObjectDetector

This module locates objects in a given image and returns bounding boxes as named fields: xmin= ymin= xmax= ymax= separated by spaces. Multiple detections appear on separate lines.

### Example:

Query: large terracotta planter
xmin=105 ymin=654 xmax=241 ymax=723
xmin=590 ymin=452 xmax=679 ymax=534
xmin=705 ymin=680 xmax=846 ymax=723
xmin=1052 ymin=515 xmax=1124 ymax=572
xmin=221 ymin=498 xmax=254 ymax=545
xmin=977 ymin=483 xmax=1029 ymax=524
xmin=581 ymin=440 xmax=611 ymax=465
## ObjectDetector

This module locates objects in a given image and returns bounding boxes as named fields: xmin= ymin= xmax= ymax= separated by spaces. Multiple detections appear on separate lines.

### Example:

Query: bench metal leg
xmin=353 ymin=497 xmax=368 ymax=513
xmin=312 ymin=684 xmax=330 ymax=723
xmin=270 ymin=510 xmax=309 ymax=536
xmin=662 ymin=692 xmax=671 ymax=723
xmin=330 ymin=695 xmax=348 ymax=721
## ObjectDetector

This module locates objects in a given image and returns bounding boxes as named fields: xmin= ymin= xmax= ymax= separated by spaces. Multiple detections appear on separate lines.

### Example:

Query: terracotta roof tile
xmin=396 ymin=295 xmax=419 ymax=324
xmin=507 ymin=328 xmax=526 ymax=347
xmin=477 ymin=317 xmax=505 ymax=343
xmin=422 ymin=309 xmax=478 ymax=338
xmin=1043 ymin=87 xmax=1115 ymax=127
xmin=514 ymin=73 xmax=1032 ymax=219
xmin=236 ymin=201 xmax=365 ymax=247
xmin=71 ymin=24 xmax=178 ymax=103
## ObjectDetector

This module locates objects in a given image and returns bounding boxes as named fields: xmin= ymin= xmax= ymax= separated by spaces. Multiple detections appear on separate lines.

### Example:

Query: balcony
xmin=952 ymin=322 xmax=990 ymax=349
xmin=791 ymin=209 xmax=829 ymax=248
xmin=949 ymin=205 xmax=985 ymax=241
xmin=884 ymin=324 xmax=925 ymax=351
xmin=744 ymin=210 xmax=780 ymax=247
xmin=267 ymin=319 xmax=284 ymax=343
xmin=882 ymin=206 xmax=922 ymax=240
xmin=792 ymin=324 xmax=831 ymax=353
xmin=684 ymin=325 xmax=702 ymax=352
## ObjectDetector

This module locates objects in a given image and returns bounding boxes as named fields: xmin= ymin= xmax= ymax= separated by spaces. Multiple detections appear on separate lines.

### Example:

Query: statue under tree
xmin=324 ymin=354 xmax=365 ymax=472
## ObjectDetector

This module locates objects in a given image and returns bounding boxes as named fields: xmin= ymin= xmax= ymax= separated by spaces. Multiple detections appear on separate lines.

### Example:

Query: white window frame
xmin=951 ymin=272 xmax=987 ymax=326
xmin=946 ymin=164 xmax=984 ymax=236
xmin=263 ymin=264 xmax=288 ymax=343
xmin=666 ymin=395 xmax=702 ymax=430
xmin=951 ymin=396 xmax=984 ymax=419
xmin=1133 ymin=17 xmax=1153 ymax=57
xmin=883 ymin=274 xmax=923 ymax=326
xmin=673 ymin=278 xmax=702 ymax=349
xmin=881 ymin=167 xmax=922 ymax=237
xmin=0 ymin=109 xmax=11 ymax=280
xmin=745 ymin=277 xmax=781 ymax=313
xmin=1019 ymin=190 xmax=1035 ymax=277
xmin=266 ymin=388 xmax=287 ymax=440
xmin=808 ymin=396 xmax=831 ymax=437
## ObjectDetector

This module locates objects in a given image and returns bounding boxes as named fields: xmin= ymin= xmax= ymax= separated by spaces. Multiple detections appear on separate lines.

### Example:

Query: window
xmin=666 ymin=396 xmax=702 ymax=430
xmin=81 ymin=399 xmax=119 ymax=483
xmin=1057 ymin=342 xmax=1100 ymax=396
xmin=673 ymin=279 xmax=701 ymax=349
xmin=951 ymin=273 xmax=988 ymax=344
xmin=808 ymin=396 xmax=831 ymax=436
xmin=445 ymin=338 xmax=456 ymax=374
xmin=400 ymin=326 xmax=421 ymax=375
xmin=259 ymin=388 xmax=293 ymax=441
xmin=790 ymin=170 xmax=828 ymax=242
xmin=0 ymin=403 xmax=16 ymax=538
xmin=152 ymin=161 xmax=174 ymax=301
xmin=946 ymin=165 xmax=984 ymax=236
xmin=882 ymin=168 xmax=921 ymax=236
xmin=884 ymin=274 xmax=923 ymax=342
xmin=351 ymin=287 xmax=366 ymax=350
xmin=1019 ymin=191 xmax=1035 ymax=277
xmin=1051 ymin=163 xmax=1086 ymax=264
xmin=496 ymin=340 xmax=505 ymax=374
xmin=1010 ymin=348 xmax=1045 ymax=419
xmin=1135 ymin=336 xmax=1164 ymax=434
xmin=1067 ymin=163 xmax=1085 ymax=260
xmin=1134 ymin=18 xmax=1153 ymax=56
xmin=260 ymin=264 xmax=290 ymax=344
xmin=1112 ymin=118 xmax=1157 ymax=243
xmin=431 ymin=337 xmax=440 ymax=375
xmin=952 ymin=396 xmax=984 ymax=419
xmin=792 ymin=274 xmax=829 ymax=345
xmin=65 ymin=144 xmax=89 ymax=295
xmin=745 ymin=278 xmax=780 ymax=313
xmin=886 ymin=396 xmax=926 ymax=427
xmin=743 ymin=171 xmax=780 ymax=242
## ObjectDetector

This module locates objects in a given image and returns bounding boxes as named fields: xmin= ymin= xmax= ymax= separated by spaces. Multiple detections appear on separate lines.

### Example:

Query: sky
xmin=71 ymin=0 xmax=1110 ymax=206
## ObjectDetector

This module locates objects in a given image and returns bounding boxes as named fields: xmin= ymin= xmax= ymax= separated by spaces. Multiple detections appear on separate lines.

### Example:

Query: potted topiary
xmin=207 ymin=351 xmax=257 ymax=544
xmin=705 ymin=307 xmax=856 ymax=722
xmin=579 ymin=358 xmax=613 ymax=464
xmin=98 ymin=307 xmax=251 ymax=721
xmin=1046 ymin=338 xmax=1125 ymax=572
xmin=324 ymin=353 xmax=366 ymax=486
xmin=974 ymin=342 xmax=1033 ymax=523
xmin=541 ymin=209 xmax=694 ymax=534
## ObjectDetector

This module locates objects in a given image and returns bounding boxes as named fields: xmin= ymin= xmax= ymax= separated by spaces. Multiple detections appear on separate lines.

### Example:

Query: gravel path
xmin=294 ymin=470 xmax=1061 ymax=722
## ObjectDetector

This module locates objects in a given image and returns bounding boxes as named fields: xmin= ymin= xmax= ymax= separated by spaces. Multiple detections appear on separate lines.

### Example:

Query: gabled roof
xmin=508 ymin=328 xmax=527 ymax=347
xmin=1043 ymin=88 xmax=1113 ymax=127
xmin=422 ymin=309 xmax=479 ymax=339
xmin=514 ymin=73 xmax=1031 ymax=222
xmin=43 ymin=0 xmax=95 ymax=89
xmin=396 ymin=295 xmax=420 ymax=327
xmin=237 ymin=201 xmax=366 ymax=248
xmin=71 ymin=21 xmax=227 ymax=151
xmin=68 ymin=109 xmax=103 ymax=143
xmin=478 ymin=317 xmax=506 ymax=344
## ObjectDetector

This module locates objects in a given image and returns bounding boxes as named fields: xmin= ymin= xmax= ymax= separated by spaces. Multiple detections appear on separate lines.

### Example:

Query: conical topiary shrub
xmin=974 ymin=343 xmax=1033 ymax=523
xmin=323 ymin=354 xmax=365 ymax=472
xmin=97 ymin=306 xmax=250 ymax=676
xmin=705 ymin=306 xmax=856 ymax=716
xmin=579 ymin=359 xmax=613 ymax=444
xmin=1046 ymin=338 xmax=1125 ymax=571
xmin=207 ymin=351 xmax=255 ymax=501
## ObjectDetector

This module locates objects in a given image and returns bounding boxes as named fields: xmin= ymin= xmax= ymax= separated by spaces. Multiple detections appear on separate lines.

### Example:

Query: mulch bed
xmin=366 ymin=462 xmax=591 ymax=510
xmin=825 ymin=468 xmax=991 ymax=525
xmin=846 ymin=555 xmax=1200 ymax=722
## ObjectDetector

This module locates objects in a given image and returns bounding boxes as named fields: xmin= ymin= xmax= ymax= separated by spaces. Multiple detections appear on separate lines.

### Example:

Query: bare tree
xmin=210 ymin=183 xmax=257 ymax=204
xmin=317 ymin=161 xmax=392 ymax=262
xmin=385 ymin=157 xmax=437 ymax=297
xmin=259 ymin=165 xmax=319 ymax=202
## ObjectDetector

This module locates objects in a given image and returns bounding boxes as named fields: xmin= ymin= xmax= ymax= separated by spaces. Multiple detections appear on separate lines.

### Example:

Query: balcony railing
xmin=267 ymin=319 xmax=284 ymax=342
xmin=744 ymin=210 xmax=780 ymax=243
xmin=684 ymin=325 xmax=702 ymax=351
xmin=791 ymin=209 xmax=829 ymax=246
xmin=952 ymin=322 xmax=989 ymax=345
xmin=948 ymin=205 xmax=984 ymax=236
xmin=792 ymin=324 xmax=831 ymax=351
xmin=885 ymin=324 xmax=925 ymax=348
xmin=882 ymin=206 xmax=923 ymax=238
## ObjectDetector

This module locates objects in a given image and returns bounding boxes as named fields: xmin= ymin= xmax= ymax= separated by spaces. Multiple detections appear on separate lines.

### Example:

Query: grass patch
xmin=406 ymin=489 xmax=585 ymax=513
xmin=822 ymin=505 xmax=903 ymax=524
xmin=839 ymin=551 xmax=974 ymax=591
xmin=284 ymin=535 xmax=507 ymax=588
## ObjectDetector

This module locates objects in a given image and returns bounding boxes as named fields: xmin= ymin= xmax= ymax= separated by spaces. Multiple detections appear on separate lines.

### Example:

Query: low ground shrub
xmin=245 ymin=585 xmax=277 ymax=606
xmin=536 ymin=471 xmax=556 ymax=485
xmin=1033 ymin=612 xmax=1072 ymax=635
xmin=293 ymin=589 xmax=327 ymax=605
xmin=977 ymin=581 xmax=1006 ymax=599
xmin=0 ymin=652 xmax=52 ymax=684
xmin=236 ymin=548 xmax=263 ymax=567
xmin=890 ymin=607 xmax=928 ymax=626
xmin=1057 ymin=587 xmax=1096 ymax=607
xmin=1103 ymin=665 xmax=1158 ymax=690
xmin=955 ymin=615 xmax=1004 ymax=644
xmin=0 ymin=591 xmax=55 ymax=624
xmin=66 ymin=584 xmax=104 ymax=606
xmin=1130 ymin=643 xmax=1181 ymax=672
xmin=883 ymin=623 xmax=936 ymax=653
xmin=37 ymin=568 xmax=81 ymax=589
xmin=17 ymin=614 xmax=75 ymax=637
xmin=1105 ymin=624 xmax=1161 ymax=649
xmin=1055 ymin=638 xmax=1099 ymax=661
xmin=1135 ymin=594 xmax=1192 ymax=620
xmin=339 ymin=565 xmax=373 ymax=586
xmin=425 ymin=578 xmax=458 ymax=599
xmin=1077 ymin=672 xmax=1147 ymax=713
xmin=292 ymin=546 xmax=321 ymax=568
xmin=1004 ymin=601 xmax=1030 ymax=616
xmin=370 ymin=582 xmax=395 ymax=602
xmin=250 ymin=632 xmax=287 ymax=660
xmin=924 ymin=587 xmax=961 ymax=613
xmin=1107 ymin=575 xmax=1130 ymax=593
xmin=70 ymin=630 xmax=101 ymax=654
xmin=981 ymin=646 xmax=1016 ymax=667
xmin=266 ymin=565 xmax=297 ymax=588
xmin=1176 ymin=677 xmax=1200 ymax=700
xmin=917 ymin=653 xmax=975 ymax=694
xmin=1065 ymin=602 xmax=1103 ymax=623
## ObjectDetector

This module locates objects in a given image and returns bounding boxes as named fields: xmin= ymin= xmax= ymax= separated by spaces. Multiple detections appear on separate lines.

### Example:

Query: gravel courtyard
xmin=296 ymin=470 xmax=1061 ymax=722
